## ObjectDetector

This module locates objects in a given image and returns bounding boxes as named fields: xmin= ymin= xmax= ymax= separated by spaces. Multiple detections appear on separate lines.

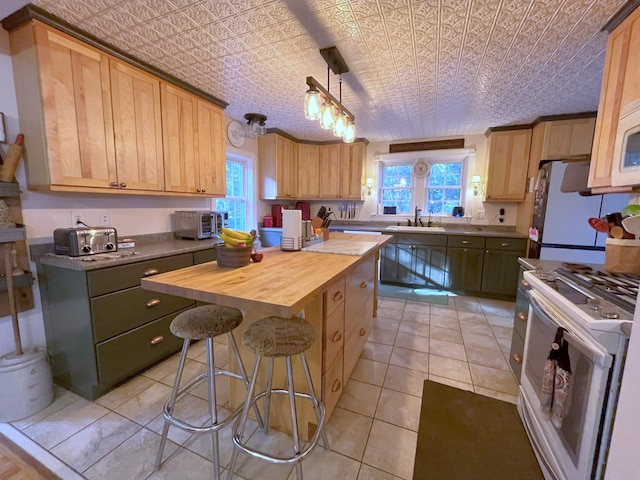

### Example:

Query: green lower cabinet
xmin=480 ymin=249 xmax=523 ymax=297
xmin=446 ymin=247 xmax=484 ymax=291
xmin=380 ymin=235 xmax=446 ymax=288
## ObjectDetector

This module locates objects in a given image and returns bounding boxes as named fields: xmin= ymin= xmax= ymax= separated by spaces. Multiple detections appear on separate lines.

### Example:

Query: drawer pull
xmin=461 ymin=240 xmax=470 ymax=245
xmin=110 ymin=181 xmax=118 ymax=188
xmin=521 ymin=279 xmax=529 ymax=287
xmin=360 ymin=281 xmax=367 ymax=289
xmin=512 ymin=353 xmax=522 ymax=364
xmin=517 ymin=312 xmax=526 ymax=322
xmin=359 ymin=328 xmax=366 ymax=336
xmin=144 ymin=268 xmax=159 ymax=276
xmin=331 ymin=379 xmax=341 ymax=392
xmin=150 ymin=335 xmax=164 ymax=345
xmin=120 ymin=182 xmax=127 ymax=188
xmin=333 ymin=291 xmax=343 ymax=302
xmin=332 ymin=331 xmax=342 ymax=343
xmin=147 ymin=298 xmax=161 ymax=307
xmin=501 ymin=243 xmax=510 ymax=247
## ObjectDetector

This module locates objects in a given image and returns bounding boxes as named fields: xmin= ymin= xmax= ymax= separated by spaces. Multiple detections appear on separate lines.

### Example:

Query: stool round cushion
xmin=242 ymin=316 xmax=316 ymax=357
xmin=170 ymin=305 xmax=243 ymax=340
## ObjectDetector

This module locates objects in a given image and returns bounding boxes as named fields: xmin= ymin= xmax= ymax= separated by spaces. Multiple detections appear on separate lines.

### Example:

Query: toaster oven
xmin=53 ymin=227 xmax=117 ymax=256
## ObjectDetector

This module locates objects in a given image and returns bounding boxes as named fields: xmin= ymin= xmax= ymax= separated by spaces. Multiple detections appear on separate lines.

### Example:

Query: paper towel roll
xmin=282 ymin=209 xmax=302 ymax=250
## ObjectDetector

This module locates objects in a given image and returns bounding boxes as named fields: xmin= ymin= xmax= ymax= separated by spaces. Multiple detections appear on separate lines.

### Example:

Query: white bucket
xmin=0 ymin=346 xmax=53 ymax=422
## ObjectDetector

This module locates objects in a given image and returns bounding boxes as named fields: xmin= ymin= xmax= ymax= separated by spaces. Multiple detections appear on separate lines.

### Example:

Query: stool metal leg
xmin=205 ymin=338 xmax=221 ymax=480
xmin=300 ymin=352 xmax=330 ymax=450
xmin=228 ymin=355 xmax=261 ymax=480
xmin=285 ymin=356 xmax=303 ymax=480
xmin=263 ymin=357 xmax=274 ymax=433
xmin=154 ymin=338 xmax=190 ymax=470
xmin=228 ymin=331 xmax=264 ymax=429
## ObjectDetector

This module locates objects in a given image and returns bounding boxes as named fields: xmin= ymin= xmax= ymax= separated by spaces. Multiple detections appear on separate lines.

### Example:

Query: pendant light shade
xmin=320 ymin=100 xmax=335 ymax=129
xmin=304 ymin=86 xmax=322 ymax=120
xmin=343 ymin=120 xmax=356 ymax=143
xmin=333 ymin=111 xmax=347 ymax=137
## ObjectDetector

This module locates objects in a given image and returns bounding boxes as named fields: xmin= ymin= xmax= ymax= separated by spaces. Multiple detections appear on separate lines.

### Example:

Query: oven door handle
xmin=528 ymin=291 xmax=613 ymax=368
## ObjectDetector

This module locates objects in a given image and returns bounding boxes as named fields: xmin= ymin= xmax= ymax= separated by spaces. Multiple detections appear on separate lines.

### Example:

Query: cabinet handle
xmin=333 ymin=291 xmax=343 ymax=301
xmin=501 ymin=243 xmax=510 ymax=247
xmin=196 ymin=188 xmax=201 ymax=193
xmin=147 ymin=298 xmax=161 ymax=307
xmin=359 ymin=328 xmax=366 ymax=336
xmin=331 ymin=379 xmax=341 ymax=392
xmin=150 ymin=335 xmax=164 ymax=345
xmin=517 ymin=312 xmax=526 ymax=321
xmin=110 ymin=182 xmax=118 ymax=188
xmin=120 ymin=182 xmax=127 ymax=188
xmin=461 ymin=240 xmax=470 ymax=245
xmin=521 ymin=279 xmax=529 ymax=287
xmin=512 ymin=353 xmax=522 ymax=363
xmin=360 ymin=281 xmax=367 ymax=289
xmin=144 ymin=268 xmax=159 ymax=276
xmin=201 ymin=188 xmax=206 ymax=193
xmin=332 ymin=331 xmax=342 ymax=343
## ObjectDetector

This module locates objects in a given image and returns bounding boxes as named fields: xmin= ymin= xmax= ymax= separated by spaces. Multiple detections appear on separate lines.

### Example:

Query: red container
xmin=271 ymin=204 xmax=284 ymax=227
xmin=263 ymin=215 xmax=273 ymax=227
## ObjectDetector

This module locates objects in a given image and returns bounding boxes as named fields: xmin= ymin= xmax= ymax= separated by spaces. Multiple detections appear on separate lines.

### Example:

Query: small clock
xmin=413 ymin=160 xmax=429 ymax=177
xmin=226 ymin=120 xmax=245 ymax=148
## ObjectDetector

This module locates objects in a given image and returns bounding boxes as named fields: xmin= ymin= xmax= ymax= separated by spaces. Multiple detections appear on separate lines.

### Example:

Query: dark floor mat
xmin=414 ymin=380 xmax=544 ymax=480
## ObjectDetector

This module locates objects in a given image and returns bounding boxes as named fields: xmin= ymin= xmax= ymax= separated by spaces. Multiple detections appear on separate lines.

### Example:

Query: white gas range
xmin=519 ymin=265 xmax=636 ymax=480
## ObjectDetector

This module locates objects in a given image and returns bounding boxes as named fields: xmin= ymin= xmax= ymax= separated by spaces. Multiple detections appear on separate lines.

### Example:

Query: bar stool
xmin=154 ymin=305 xmax=262 ymax=480
xmin=227 ymin=316 xmax=329 ymax=480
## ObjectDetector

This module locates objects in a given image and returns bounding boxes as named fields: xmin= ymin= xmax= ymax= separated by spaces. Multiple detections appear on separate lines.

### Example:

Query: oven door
xmin=519 ymin=291 xmax=613 ymax=480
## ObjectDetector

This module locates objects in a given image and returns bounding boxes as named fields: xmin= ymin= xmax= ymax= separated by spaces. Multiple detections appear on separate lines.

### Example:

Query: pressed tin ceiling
xmin=5 ymin=0 xmax=631 ymax=142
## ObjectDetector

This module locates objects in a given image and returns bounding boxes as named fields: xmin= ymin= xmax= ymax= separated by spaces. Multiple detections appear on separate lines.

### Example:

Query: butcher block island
xmin=142 ymin=233 xmax=392 ymax=437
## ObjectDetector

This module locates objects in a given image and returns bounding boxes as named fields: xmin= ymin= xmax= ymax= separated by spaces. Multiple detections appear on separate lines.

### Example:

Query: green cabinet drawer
xmin=92 ymin=286 xmax=194 ymax=342
xmin=88 ymin=253 xmax=193 ymax=296
xmin=485 ymin=237 xmax=527 ymax=252
xmin=96 ymin=309 xmax=186 ymax=389
xmin=194 ymin=248 xmax=217 ymax=265
xmin=393 ymin=233 xmax=447 ymax=246
xmin=447 ymin=235 xmax=485 ymax=249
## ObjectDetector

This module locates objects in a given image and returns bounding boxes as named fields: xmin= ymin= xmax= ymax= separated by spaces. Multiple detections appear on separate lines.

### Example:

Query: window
xmin=426 ymin=162 xmax=462 ymax=215
xmin=215 ymin=154 xmax=255 ymax=231
xmin=380 ymin=164 xmax=413 ymax=214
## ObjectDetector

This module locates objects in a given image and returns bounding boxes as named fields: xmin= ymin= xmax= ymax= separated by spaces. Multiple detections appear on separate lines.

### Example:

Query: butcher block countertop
xmin=141 ymin=233 xmax=392 ymax=318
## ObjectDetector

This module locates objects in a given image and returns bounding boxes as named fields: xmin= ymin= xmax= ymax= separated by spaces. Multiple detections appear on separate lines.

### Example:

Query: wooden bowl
xmin=216 ymin=245 xmax=251 ymax=268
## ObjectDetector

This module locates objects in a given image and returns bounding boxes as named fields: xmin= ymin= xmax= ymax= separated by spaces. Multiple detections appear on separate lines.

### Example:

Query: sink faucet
xmin=414 ymin=207 xmax=421 ymax=227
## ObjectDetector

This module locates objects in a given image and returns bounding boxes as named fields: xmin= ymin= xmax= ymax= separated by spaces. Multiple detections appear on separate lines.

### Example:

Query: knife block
xmin=322 ymin=228 xmax=330 ymax=241
xmin=605 ymin=239 xmax=640 ymax=273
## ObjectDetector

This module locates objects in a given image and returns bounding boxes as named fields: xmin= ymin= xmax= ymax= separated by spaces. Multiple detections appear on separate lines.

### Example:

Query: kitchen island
xmin=141 ymin=232 xmax=392 ymax=437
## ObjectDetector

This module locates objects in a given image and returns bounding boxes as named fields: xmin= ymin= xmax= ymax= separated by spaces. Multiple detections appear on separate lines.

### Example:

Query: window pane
xmin=216 ymin=160 xmax=246 ymax=231
xmin=381 ymin=189 xmax=412 ymax=214
xmin=383 ymin=165 xmax=412 ymax=187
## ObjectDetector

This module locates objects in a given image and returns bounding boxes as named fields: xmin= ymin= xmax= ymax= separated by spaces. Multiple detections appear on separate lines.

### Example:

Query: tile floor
xmin=2 ymin=293 xmax=518 ymax=480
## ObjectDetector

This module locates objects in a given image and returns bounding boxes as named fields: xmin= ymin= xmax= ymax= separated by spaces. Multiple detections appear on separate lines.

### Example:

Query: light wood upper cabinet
xmin=319 ymin=144 xmax=341 ymax=198
xmin=589 ymin=7 xmax=640 ymax=190
xmin=298 ymin=144 xmax=320 ymax=198
xmin=110 ymin=59 xmax=164 ymax=191
xmin=162 ymin=84 xmax=225 ymax=195
xmin=11 ymin=21 xmax=117 ymax=189
xmin=484 ymin=129 xmax=531 ymax=202
xmin=340 ymin=142 xmax=365 ymax=199
xmin=259 ymin=133 xmax=298 ymax=199
xmin=541 ymin=118 xmax=596 ymax=159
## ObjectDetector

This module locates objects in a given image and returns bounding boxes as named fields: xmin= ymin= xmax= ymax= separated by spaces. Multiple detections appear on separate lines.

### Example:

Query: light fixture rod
xmin=306 ymin=76 xmax=354 ymax=121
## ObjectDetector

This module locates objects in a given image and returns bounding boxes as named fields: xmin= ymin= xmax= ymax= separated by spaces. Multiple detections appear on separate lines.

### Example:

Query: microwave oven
xmin=174 ymin=211 xmax=228 ymax=239
xmin=611 ymin=98 xmax=640 ymax=187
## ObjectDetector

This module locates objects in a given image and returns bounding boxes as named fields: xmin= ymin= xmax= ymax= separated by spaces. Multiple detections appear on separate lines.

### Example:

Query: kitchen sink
xmin=385 ymin=225 xmax=446 ymax=232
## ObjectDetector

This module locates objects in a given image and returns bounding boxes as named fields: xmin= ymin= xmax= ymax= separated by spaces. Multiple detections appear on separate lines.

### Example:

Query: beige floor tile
xmin=368 ymin=327 xmax=397 ymax=346
xmin=403 ymin=302 xmax=430 ymax=314
xmin=429 ymin=325 xmax=463 ymax=344
xmin=429 ymin=314 xmax=460 ymax=330
xmin=383 ymin=365 xmax=429 ymax=397
xmin=452 ymin=298 xmax=484 ymax=314
xmin=351 ymin=358 xmax=388 ymax=386
xmin=23 ymin=398 xmax=109 ymax=450
xmin=400 ymin=310 xmax=430 ymax=324
xmin=378 ymin=298 xmax=406 ymax=311
xmin=430 ymin=305 xmax=458 ymax=318
xmin=389 ymin=347 xmax=429 ymax=374
xmin=497 ymin=336 xmax=512 ymax=357
xmin=230 ymin=427 xmax=296 ymax=480
xmin=457 ymin=309 xmax=488 ymax=322
xmin=466 ymin=344 xmax=510 ymax=370
xmin=428 ymin=354 xmax=472 ymax=384
xmin=358 ymin=463 xmax=403 ymax=479
xmin=185 ymin=339 xmax=207 ymax=360
xmin=491 ymin=324 xmax=514 ymax=340
xmin=428 ymin=374 xmax=474 ymax=392
xmin=338 ymin=379 xmax=382 ymax=417
xmin=429 ymin=338 xmax=467 ymax=361
xmin=461 ymin=331 xmax=500 ymax=350
xmin=394 ymin=331 xmax=430 ymax=353
xmin=362 ymin=420 xmax=417 ymax=480
xmin=147 ymin=445 xmax=217 ymax=479
xmin=469 ymin=363 xmax=519 ymax=396
xmin=146 ymin=393 xmax=212 ymax=445
xmin=114 ymin=382 xmax=174 ymax=426
xmin=11 ymin=386 xmax=83 ymax=430
xmin=50 ymin=412 xmax=140 ymax=473
xmin=291 ymin=445 xmax=361 ymax=480
xmin=361 ymin=342 xmax=393 ymax=363
xmin=142 ymin=353 xmax=181 ymax=381
xmin=374 ymin=315 xmax=400 ymax=332
xmin=375 ymin=389 xmax=422 ymax=432
xmin=326 ymin=407 xmax=373 ymax=461
xmin=474 ymin=386 xmax=519 ymax=405
xmin=459 ymin=319 xmax=494 ymax=336
xmin=159 ymin=358 xmax=208 ymax=387
xmin=480 ymin=303 xmax=513 ymax=319
xmin=486 ymin=314 xmax=514 ymax=328
xmin=95 ymin=375 xmax=156 ymax=410
xmin=376 ymin=307 xmax=403 ymax=319
xmin=397 ymin=321 xmax=430 ymax=338
xmin=188 ymin=372 xmax=232 ymax=407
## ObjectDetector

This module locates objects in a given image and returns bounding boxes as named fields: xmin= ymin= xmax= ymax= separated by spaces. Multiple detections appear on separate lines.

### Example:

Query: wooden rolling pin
xmin=0 ymin=133 xmax=24 ymax=183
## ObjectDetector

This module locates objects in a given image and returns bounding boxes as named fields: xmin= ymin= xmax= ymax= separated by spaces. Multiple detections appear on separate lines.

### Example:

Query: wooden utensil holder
xmin=605 ymin=238 xmax=640 ymax=274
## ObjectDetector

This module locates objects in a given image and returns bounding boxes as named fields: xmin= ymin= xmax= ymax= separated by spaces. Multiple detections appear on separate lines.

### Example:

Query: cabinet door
xmin=298 ymin=144 xmax=320 ymax=198
xmin=318 ymin=144 xmax=341 ymax=197
xmin=485 ymin=129 xmax=531 ymax=202
xmin=481 ymin=249 xmax=521 ymax=296
xmin=110 ymin=58 xmax=164 ymax=191
xmin=544 ymin=118 xmax=595 ymax=159
xmin=197 ymin=99 xmax=226 ymax=195
xmin=446 ymin=247 xmax=484 ymax=292
xmin=340 ymin=142 xmax=364 ymax=199
xmin=34 ymin=23 xmax=117 ymax=188
xmin=413 ymin=244 xmax=447 ymax=288
xmin=276 ymin=135 xmax=298 ymax=197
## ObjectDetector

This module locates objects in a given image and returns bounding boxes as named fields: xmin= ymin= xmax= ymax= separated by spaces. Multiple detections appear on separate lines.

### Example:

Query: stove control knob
xmin=105 ymin=242 xmax=115 ymax=251
xmin=82 ymin=245 xmax=92 ymax=253
xmin=587 ymin=298 xmax=601 ymax=311
xmin=599 ymin=306 xmax=620 ymax=319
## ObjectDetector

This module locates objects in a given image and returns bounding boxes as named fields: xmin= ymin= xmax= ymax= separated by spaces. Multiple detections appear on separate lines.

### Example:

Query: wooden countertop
xmin=142 ymin=233 xmax=392 ymax=317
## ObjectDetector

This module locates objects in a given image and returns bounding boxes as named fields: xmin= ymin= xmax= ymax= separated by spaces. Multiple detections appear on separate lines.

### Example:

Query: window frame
xmin=213 ymin=151 xmax=257 ymax=231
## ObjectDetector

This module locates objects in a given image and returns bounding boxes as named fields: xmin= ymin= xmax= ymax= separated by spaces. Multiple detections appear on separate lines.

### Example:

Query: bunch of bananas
xmin=219 ymin=228 xmax=255 ymax=248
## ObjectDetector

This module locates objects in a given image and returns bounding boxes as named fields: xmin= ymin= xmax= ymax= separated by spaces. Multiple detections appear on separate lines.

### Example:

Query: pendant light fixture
xmin=304 ymin=46 xmax=356 ymax=143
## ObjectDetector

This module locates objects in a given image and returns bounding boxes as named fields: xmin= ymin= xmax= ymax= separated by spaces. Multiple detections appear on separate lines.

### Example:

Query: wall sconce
xmin=471 ymin=175 xmax=484 ymax=196
xmin=364 ymin=177 xmax=375 ymax=196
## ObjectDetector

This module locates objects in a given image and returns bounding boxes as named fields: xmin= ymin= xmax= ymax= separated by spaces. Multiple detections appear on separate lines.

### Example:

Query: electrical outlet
xmin=476 ymin=210 xmax=486 ymax=219
xmin=70 ymin=211 xmax=84 ymax=226
xmin=99 ymin=211 xmax=110 ymax=226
